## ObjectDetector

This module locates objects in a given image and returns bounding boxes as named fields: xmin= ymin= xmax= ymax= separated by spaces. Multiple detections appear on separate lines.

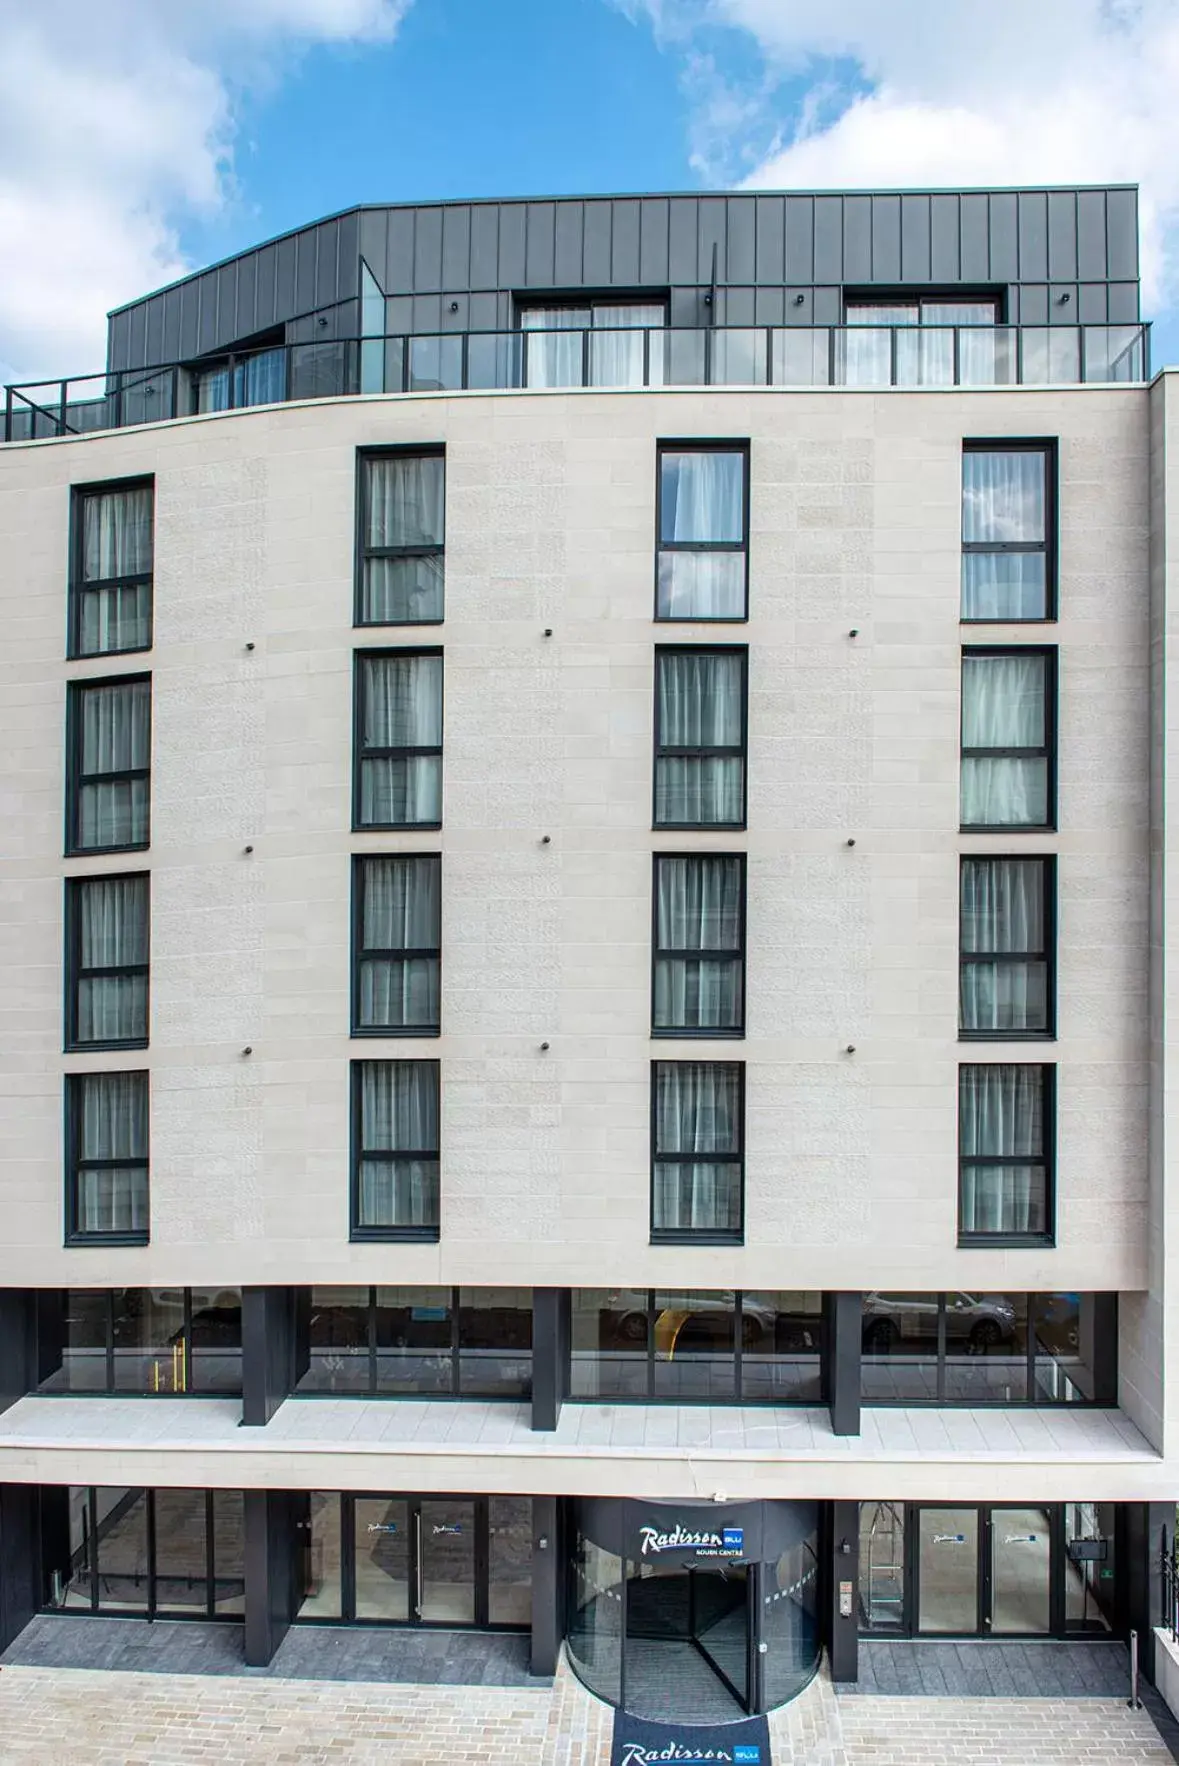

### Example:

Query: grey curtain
xmin=359 ymin=653 xmax=443 ymax=826
xmin=960 ymin=653 xmax=1047 ymax=827
xmin=363 ymin=454 xmax=445 ymax=623
xmin=359 ymin=857 xmax=441 ymax=1029
xmin=657 ymin=450 xmax=745 ymax=618
xmin=77 ymin=876 xmax=149 ymax=1043
xmin=359 ymin=1062 xmax=440 ymax=1228
xmin=962 ymin=450 xmax=1047 ymax=618
xmin=78 ymin=680 xmax=151 ymax=849
xmin=653 ymin=1062 xmax=741 ymax=1233
xmin=655 ymin=650 xmax=744 ymax=825
xmin=80 ymin=485 xmax=152 ymax=654
xmin=960 ymin=859 xmax=1046 ymax=1033
xmin=654 ymin=857 xmax=743 ymax=1031
xmin=76 ymin=1071 xmax=148 ymax=1235
xmin=959 ymin=1065 xmax=1046 ymax=1235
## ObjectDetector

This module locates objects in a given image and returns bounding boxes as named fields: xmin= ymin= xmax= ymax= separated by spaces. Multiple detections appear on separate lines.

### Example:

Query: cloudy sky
xmin=1 ymin=0 xmax=1176 ymax=381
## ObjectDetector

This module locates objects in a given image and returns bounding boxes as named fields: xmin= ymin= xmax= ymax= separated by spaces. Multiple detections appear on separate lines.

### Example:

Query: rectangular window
xmin=960 ymin=857 xmax=1054 ymax=1039
xmin=654 ymin=647 xmax=747 ymax=828
xmin=66 ymin=1070 xmax=149 ymax=1244
xmin=652 ymin=854 xmax=745 ymax=1035
xmin=351 ymin=1060 xmax=440 ymax=1239
xmin=69 ymin=479 xmax=153 ymax=658
xmin=656 ymin=444 xmax=748 ymax=620
xmin=66 ymin=874 xmax=149 ymax=1050
xmin=959 ymin=1064 xmax=1053 ymax=1244
xmin=295 ymin=1286 xmax=532 ymax=1398
xmin=354 ymin=650 xmax=443 ymax=828
xmin=66 ymin=676 xmax=151 ymax=854
xmin=960 ymin=649 xmax=1054 ymax=830
xmin=651 ymin=1061 xmax=744 ymax=1243
xmin=352 ymin=854 xmax=441 ymax=1034
xmin=357 ymin=449 xmax=445 ymax=625
xmin=37 ymin=1289 xmax=242 ymax=1395
xmin=841 ymin=297 xmax=998 ymax=387
xmin=520 ymin=301 xmax=666 ymax=388
xmin=962 ymin=444 xmax=1055 ymax=621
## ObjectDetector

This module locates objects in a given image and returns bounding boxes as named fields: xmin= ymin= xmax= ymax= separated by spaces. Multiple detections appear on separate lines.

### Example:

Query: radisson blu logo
xmin=618 ymin=1745 xmax=760 ymax=1765
xmin=638 ymin=1523 xmax=745 ymax=1557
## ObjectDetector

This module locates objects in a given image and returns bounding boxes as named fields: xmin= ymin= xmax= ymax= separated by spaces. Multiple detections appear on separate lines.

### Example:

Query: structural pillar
xmin=531 ymin=1289 xmax=571 ymax=1432
xmin=825 ymin=1292 xmax=861 ymax=1437
xmin=0 ymin=1485 xmax=41 ymax=1653
xmin=1125 ymin=1501 xmax=1172 ymax=1683
xmin=0 ymin=1291 xmax=36 ymax=1415
xmin=827 ymin=1500 xmax=860 ymax=1684
xmin=242 ymin=1286 xmax=296 ymax=1426
xmin=243 ymin=1490 xmax=297 ymax=1666
xmin=530 ymin=1496 xmax=561 ymax=1675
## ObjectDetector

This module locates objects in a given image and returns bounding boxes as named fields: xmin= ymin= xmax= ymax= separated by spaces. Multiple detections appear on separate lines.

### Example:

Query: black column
xmin=825 ymin=1292 xmax=861 ymax=1437
xmin=530 ymin=1495 xmax=561 ymax=1675
xmin=242 ymin=1287 xmax=296 ymax=1426
xmin=0 ymin=1291 xmax=37 ymax=1414
xmin=827 ymin=1500 xmax=859 ymax=1683
xmin=1082 ymin=1293 xmax=1119 ymax=1406
xmin=0 ymin=1486 xmax=41 ymax=1652
xmin=531 ymin=1289 xmax=571 ymax=1432
xmin=243 ymin=1490 xmax=297 ymax=1666
xmin=1124 ymin=1501 xmax=1172 ymax=1682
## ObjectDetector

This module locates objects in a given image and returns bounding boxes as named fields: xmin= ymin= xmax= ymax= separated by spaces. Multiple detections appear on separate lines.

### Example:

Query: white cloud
xmin=0 ymin=0 xmax=410 ymax=382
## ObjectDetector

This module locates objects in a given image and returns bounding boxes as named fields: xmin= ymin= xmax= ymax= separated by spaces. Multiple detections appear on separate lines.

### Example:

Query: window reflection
xmin=862 ymin=1292 xmax=1103 ymax=1405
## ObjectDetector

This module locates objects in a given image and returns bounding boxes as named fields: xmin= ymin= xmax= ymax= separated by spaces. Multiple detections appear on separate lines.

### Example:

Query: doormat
xmin=611 ymin=1709 xmax=771 ymax=1766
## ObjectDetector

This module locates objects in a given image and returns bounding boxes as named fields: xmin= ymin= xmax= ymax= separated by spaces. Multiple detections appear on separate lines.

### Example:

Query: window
xmin=861 ymin=1291 xmax=1103 ymax=1406
xmin=66 ymin=1070 xmax=149 ymax=1244
xmin=652 ymin=854 xmax=745 ymax=1035
xmin=959 ymin=1064 xmax=1053 ymax=1243
xmin=351 ymin=1060 xmax=440 ymax=1239
xmin=352 ymin=855 xmax=441 ymax=1034
xmin=842 ymin=297 xmax=998 ymax=387
xmin=654 ymin=648 xmax=746 ymax=828
xmin=520 ymin=301 xmax=666 ymax=388
xmin=37 ymin=1289 xmax=242 ymax=1395
xmin=354 ymin=650 xmax=443 ymax=828
xmin=960 ymin=649 xmax=1054 ymax=830
xmin=960 ymin=858 xmax=1054 ymax=1039
xmin=651 ymin=1061 xmax=744 ymax=1242
xmin=357 ymin=449 xmax=445 ymax=625
xmin=69 ymin=479 xmax=153 ymax=658
xmin=66 ymin=677 xmax=151 ymax=854
xmin=194 ymin=347 xmax=286 ymax=413
xmin=44 ymin=1486 xmax=245 ymax=1617
xmin=962 ymin=444 xmax=1055 ymax=621
xmin=295 ymin=1286 xmax=532 ymax=1397
xmin=656 ymin=444 xmax=748 ymax=620
xmin=66 ymin=874 xmax=149 ymax=1050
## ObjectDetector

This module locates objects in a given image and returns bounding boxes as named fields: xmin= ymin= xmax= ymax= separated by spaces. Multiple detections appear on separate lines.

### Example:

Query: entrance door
xmin=690 ymin=1564 xmax=750 ymax=1709
xmin=624 ymin=1559 xmax=753 ymax=1719
xmin=416 ymin=1499 xmax=476 ymax=1624
xmin=917 ymin=1507 xmax=980 ymax=1633
xmin=989 ymin=1506 xmax=1052 ymax=1635
xmin=915 ymin=1505 xmax=1053 ymax=1636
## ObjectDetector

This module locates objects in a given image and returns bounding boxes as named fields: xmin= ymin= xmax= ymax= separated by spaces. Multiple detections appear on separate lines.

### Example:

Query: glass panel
xmin=57 ymin=1488 xmax=94 ymax=1608
xmin=740 ymin=1292 xmax=822 ymax=1403
xmin=489 ymin=1497 xmax=533 ymax=1625
xmin=298 ymin=1286 xmax=371 ymax=1393
xmin=289 ymin=341 xmax=351 ymax=401
xmin=190 ymin=1288 xmax=242 ymax=1393
xmin=961 ymin=652 xmax=1048 ymax=828
xmin=917 ymin=1507 xmax=978 ymax=1633
xmin=962 ymin=552 xmax=1047 ymax=622
xmin=772 ymin=328 xmax=831 ymax=386
xmin=895 ymin=328 xmax=954 ymax=387
xmin=43 ymin=1292 xmax=108 ymax=1391
xmin=943 ymin=1293 xmax=1028 ymax=1402
xmin=1033 ymin=1293 xmax=1095 ymax=1402
xmin=710 ymin=329 xmax=766 ymax=385
xmin=958 ymin=327 xmax=1016 ymax=386
xmin=458 ymin=1288 xmax=532 ymax=1397
xmin=567 ymin=1534 xmax=623 ymax=1704
xmin=651 ymin=1290 xmax=736 ymax=1401
xmin=660 ymin=328 xmax=708 ymax=386
xmin=692 ymin=1564 xmax=749 ymax=1705
xmin=861 ymin=1293 xmax=940 ymax=1401
xmin=409 ymin=335 xmax=463 ymax=393
xmin=367 ymin=455 xmax=445 ymax=549
xmin=1065 ymin=1502 xmax=1116 ymax=1631
xmin=419 ymin=1500 xmax=476 ymax=1624
xmin=298 ymin=1492 xmax=342 ymax=1619
xmin=467 ymin=332 xmax=521 ymax=390
xmin=762 ymin=1514 xmax=821 ymax=1708
xmin=523 ymin=316 xmax=586 ymax=388
xmin=991 ymin=1506 xmax=1051 ymax=1634
xmin=211 ymin=1490 xmax=245 ymax=1614
xmin=963 ymin=451 xmax=1045 ymax=545
xmin=354 ymin=1497 xmax=410 ymax=1621
xmin=362 ymin=554 xmax=444 ymax=625
xmin=858 ymin=1501 xmax=905 ymax=1631
xmin=95 ymin=1488 xmax=149 ymax=1612
xmin=836 ymin=328 xmax=894 ymax=386
xmin=657 ymin=550 xmax=745 ymax=620
xmin=374 ymin=1286 xmax=453 ymax=1393
xmin=359 ymin=651 xmax=443 ymax=828
xmin=1083 ymin=324 xmax=1145 ymax=383
xmin=76 ymin=679 xmax=151 ymax=850
xmin=660 ymin=451 xmax=744 ymax=545
xmin=1021 ymin=327 xmax=1080 ymax=384
xmin=360 ymin=260 xmax=385 ymax=395
xmin=571 ymin=1288 xmax=650 ymax=1398
xmin=111 ymin=1289 xmax=186 ymax=1392
xmin=153 ymin=1489 xmax=208 ymax=1612
xmin=652 ymin=1161 xmax=741 ymax=1234
xmin=80 ymin=581 xmax=152 ymax=656
xmin=590 ymin=304 xmax=664 ymax=388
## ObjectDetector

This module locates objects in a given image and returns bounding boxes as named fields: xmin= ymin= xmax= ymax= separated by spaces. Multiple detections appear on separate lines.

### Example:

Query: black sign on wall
xmin=611 ymin=1709 xmax=772 ymax=1766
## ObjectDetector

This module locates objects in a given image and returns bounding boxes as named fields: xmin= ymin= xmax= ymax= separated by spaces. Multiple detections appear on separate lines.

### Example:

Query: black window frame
xmin=655 ymin=440 xmax=750 ymax=624
xmin=957 ymin=1062 xmax=1055 ymax=1249
xmin=65 ymin=1069 xmax=150 ymax=1248
xmin=651 ymin=852 xmax=747 ymax=1039
xmin=960 ymin=645 xmax=1057 ymax=834
xmin=961 ymin=439 xmax=1058 ymax=625
xmin=41 ymin=1486 xmax=245 ymax=1620
xmin=860 ymin=1292 xmax=1105 ymax=1409
xmin=35 ymin=1288 xmax=243 ymax=1398
xmin=293 ymin=1287 xmax=533 ymax=1403
xmin=65 ymin=673 xmax=152 ymax=857
xmin=354 ymin=444 xmax=445 ymax=629
xmin=64 ymin=871 xmax=151 ymax=1053
xmin=350 ymin=1058 xmax=442 ymax=1243
xmin=68 ymin=475 xmax=155 ymax=661
xmin=958 ymin=855 xmax=1056 ymax=1043
xmin=350 ymin=852 xmax=442 ymax=1037
xmin=649 ymin=1059 xmax=746 ymax=1246
xmin=652 ymin=644 xmax=748 ymax=831
xmin=352 ymin=646 xmax=444 ymax=832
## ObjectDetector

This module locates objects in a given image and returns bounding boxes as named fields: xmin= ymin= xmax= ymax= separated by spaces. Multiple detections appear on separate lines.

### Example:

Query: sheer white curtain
xmin=77 ymin=1072 xmax=148 ymax=1235
xmin=654 ymin=857 xmax=743 ymax=1031
xmin=78 ymin=680 xmax=151 ymax=849
xmin=959 ymin=859 xmax=1046 ymax=1033
xmin=959 ymin=1065 xmax=1046 ymax=1235
xmin=657 ymin=450 xmax=745 ymax=618
xmin=80 ymin=485 xmax=153 ymax=655
xmin=590 ymin=303 xmax=665 ymax=387
xmin=78 ymin=876 xmax=149 ymax=1043
xmin=841 ymin=303 xmax=916 ymax=385
xmin=363 ymin=454 xmax=445 ymax=623
xmin=359 ymin=857 xmax=440 ymax=1029
xmin=653 ymin=1062 xmax=741 ymax=1233
xmin=655 ymin=650 xmax=744 ymax=825
xmin=522 ymin=306 xmax=588 ymax=387
xmin=960 ymin=653 xmax=1047 ymax=827
xmin=962 ymin=450 xmax=1046 ymax=619
xmin=359 ymin=1062 xmax=440 ymax=1228
xmin=360 ymin=653 xmax=443 ymax=826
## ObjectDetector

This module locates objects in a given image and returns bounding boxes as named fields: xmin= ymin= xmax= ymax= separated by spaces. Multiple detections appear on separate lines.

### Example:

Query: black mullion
xmin=646 ymin=1290 xmax=655 ymax=1398
xmin=147 ymin=1489 xmax=158 ymax=1620
xmin=475 ymin=1499 xmax=490 ymax=1628
xmin=451 ymin=1287 xmax=461 ymax=1397
xmin=105 ymin=1291 xmax=116 ymax=1392
xmin=936 ymin=1297 xmax=947 ymax=1403
xmin=1026 ymin=1296 xmax=1037 ymax=1405
xmin=368 ymin=1287 xmax=378 ymax=1395
xmin=734 ymin=1291 xmax=744 ymax=1401
xmin=184 ymin=1289 xmax=193 ymax=1393
xmin=205 ymin=1490 xmax=216 ymax=1619
xmin=342 ymin=1494 xmax=357 ymax=1620
xmin=88 ymin=1487 xmax=100 ymax=1610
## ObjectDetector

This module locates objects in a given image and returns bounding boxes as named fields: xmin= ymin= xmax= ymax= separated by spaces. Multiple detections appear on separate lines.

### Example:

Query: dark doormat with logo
xmin=611 ymin=1709 xmax=771 ymax=1766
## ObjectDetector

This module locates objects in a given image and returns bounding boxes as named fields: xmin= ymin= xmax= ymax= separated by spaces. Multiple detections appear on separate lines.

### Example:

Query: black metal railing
xmin=1161 ymin=1529 xmax=1179 ymax=1641
xmin=3 ymin=320 xmax=1151 ymax=443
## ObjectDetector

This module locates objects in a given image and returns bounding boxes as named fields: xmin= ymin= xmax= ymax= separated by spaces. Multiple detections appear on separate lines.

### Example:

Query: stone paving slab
xmin=851 ymin=1638 xmax=1135 ymax=1698
xmin=839 ymin=1695 xmax=1174 ymax=1763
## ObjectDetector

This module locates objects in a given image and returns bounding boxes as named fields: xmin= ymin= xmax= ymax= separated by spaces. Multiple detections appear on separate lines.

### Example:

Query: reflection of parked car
xmin=602 ymin=1291 xmax=817 ymax=1353
xmin=862 ymin=1292 xmax=1016 ymax=1353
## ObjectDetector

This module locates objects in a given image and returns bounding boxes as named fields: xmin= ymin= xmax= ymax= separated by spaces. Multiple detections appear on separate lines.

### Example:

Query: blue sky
xmin=0 ymin=0 xmax=1176 ymax=379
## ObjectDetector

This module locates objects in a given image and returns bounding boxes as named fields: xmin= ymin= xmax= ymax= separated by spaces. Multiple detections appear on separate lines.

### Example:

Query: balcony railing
xmin=3 ymin=322 xmax=1151 ymax=442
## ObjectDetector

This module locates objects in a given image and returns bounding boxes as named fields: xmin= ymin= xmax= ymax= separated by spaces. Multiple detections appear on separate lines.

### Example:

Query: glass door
xmin=989 ymin=1507 xmax=1052 ymax=1635
xmin=416 ymin=1499 xmax=476 ymax=1624
xmin=690 ymin=1564 xmax=750 ymax=1710
xmin=916 ymin=1507 xmax=979 ymax=1633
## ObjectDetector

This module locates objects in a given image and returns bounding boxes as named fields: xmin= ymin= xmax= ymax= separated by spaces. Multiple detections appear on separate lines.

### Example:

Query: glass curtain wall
xmin=296 ymin=1286 xmax=532 ymax=1397
xmin=38 ymin=1289 xmax=243 ymax=1394
xmin=570 ymin=1290 xmax=821 ymax=1403
xmin=47 ymin=1487 xmax=245 ymax=1619
xmin=861 ymin=1291 xmax=1095 ymax=1404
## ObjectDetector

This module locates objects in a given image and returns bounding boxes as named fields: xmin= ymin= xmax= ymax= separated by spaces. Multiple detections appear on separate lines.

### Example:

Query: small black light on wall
xmin=793 ymin=293 xmax=805 ymax=307
xmin=839 ymin=1537 xmax=852 ymax=1556
xmin=1057 ymin=291 xmax=1071 ymax=305
xmin=449 ymin=300 xmax=460 ymax=313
